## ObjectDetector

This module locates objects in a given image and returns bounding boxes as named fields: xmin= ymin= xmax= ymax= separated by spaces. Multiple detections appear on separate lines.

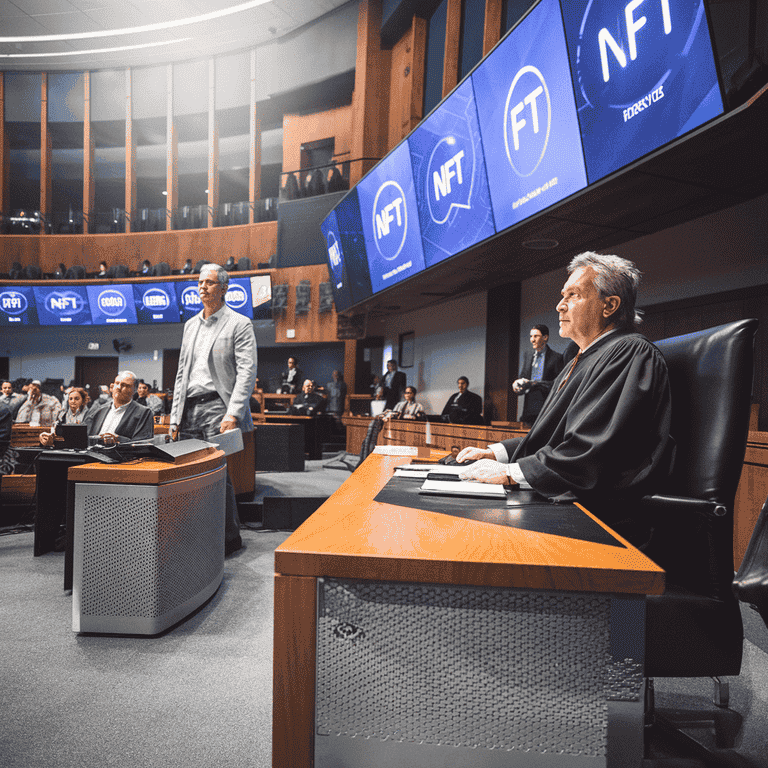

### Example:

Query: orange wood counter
xmin=273 ymin=452 xmax=664 ymax=768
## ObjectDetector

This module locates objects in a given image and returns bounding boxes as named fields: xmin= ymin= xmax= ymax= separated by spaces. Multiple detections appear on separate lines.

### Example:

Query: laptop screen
xmin=57 ymin=424 xmax=89 ymax=450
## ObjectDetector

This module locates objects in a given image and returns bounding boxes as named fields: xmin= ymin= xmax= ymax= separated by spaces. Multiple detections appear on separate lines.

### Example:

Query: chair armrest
xmin=640 ymin=494 xmax=727 ymax=518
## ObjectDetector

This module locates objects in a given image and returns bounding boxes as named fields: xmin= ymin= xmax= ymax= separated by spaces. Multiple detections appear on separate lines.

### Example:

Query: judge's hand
xmin=39 ymin=432 xmax=55 ymax=447
xmin=455 ymin=446 xmax=495 ymax=463
xmin=220 ymin=415 xmax=238 ymax=433
xmin=459 ymin=459 xmax=514 ymax=485
xmin=169 ymin=425 xmax=179 ymax=441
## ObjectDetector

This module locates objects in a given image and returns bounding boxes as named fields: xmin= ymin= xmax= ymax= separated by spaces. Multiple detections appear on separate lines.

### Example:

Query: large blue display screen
xmin=86 ymin=284 xmax=138 ymax=325
xmin=332 ymin=189 xmax=373 ymax=307
xmin=356 ymin=141 xmax=427 ymax=294
xmin=319 ymin=208 xmax=354 ymax=312
xmin=560 ymin=0 xmax=724 ymax=182
xmin=472 ymin=0 xmax=587 ymax=231
xmin=33 ymin=286 xmax=92 ymax=325
xmin=0 ymin=286 xmax=38 ymax=326
xmin=408 ymin=77 xmax=496 ymax=268
xmin=134 ymin=282 xmax=182 ymax=324
xmin=176 ymin=282 xmax=204 ymax=323
xmin=225 ymin=277 xmax=253 ymax=319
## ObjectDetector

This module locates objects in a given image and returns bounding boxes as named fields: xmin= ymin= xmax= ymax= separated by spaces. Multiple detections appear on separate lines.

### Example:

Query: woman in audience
xmin=358 ymin=386 xmax=425 ymax=463
xmin=39 ymin=387 xmax=89 ymax=446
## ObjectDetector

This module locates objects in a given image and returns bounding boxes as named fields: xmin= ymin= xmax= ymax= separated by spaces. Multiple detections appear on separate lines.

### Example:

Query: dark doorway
xmin=74 ymin=356 xmax=119 ymax=401
xmin=163 ymin=349 xmax=180 ymax=392
xmin=0 ymin=357 xmax=8 ymax=381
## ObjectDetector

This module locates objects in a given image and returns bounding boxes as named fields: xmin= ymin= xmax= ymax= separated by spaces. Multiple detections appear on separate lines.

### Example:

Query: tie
xmin=557 ymin=351 xmax=581 ymax=391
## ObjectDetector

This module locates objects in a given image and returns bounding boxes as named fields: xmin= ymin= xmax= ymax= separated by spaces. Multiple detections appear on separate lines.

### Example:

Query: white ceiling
xmin=0 ymin=0 xmax=350 ymax=71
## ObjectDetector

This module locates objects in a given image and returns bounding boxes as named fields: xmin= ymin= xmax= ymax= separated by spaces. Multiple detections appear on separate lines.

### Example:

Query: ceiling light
xmin=0 ymin=1 xmax=270 ymax=44
xmin=0 ymin=39 xmax=191 ymax=59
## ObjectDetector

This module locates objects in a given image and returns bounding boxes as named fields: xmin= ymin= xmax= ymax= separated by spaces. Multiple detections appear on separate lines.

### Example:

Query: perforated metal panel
xmin=317 ymin=579 xmax=612 ymax=758
xmin=73 ymin=466 xmax=226 ymax=634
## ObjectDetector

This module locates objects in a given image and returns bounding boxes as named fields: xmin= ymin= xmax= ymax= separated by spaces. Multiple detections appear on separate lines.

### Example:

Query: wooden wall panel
xmin=40 ymin=74 xmax=51 ymax=233
xmin=442 ymin=0 xmax=462 ymax=98
xmin=272 ymin=263 xmax=339 ymax=344
xmin=483 ymin=0 xmax=503 ymax=56
xmin=387 ymin=16 xmax=427 ymax=151
xmin=1 ymin=221 xmax=277 ymax=275
xmin=282 ymin=105 xmax=353 ymax=177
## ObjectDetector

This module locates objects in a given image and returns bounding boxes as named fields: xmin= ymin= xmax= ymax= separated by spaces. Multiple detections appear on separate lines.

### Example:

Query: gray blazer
xmin=170 ymin=305 xmax=258 ymax=432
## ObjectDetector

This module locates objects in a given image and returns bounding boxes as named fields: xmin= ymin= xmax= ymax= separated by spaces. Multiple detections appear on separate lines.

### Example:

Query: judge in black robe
xmin=457 ymin=253 xmax=674 ymax=547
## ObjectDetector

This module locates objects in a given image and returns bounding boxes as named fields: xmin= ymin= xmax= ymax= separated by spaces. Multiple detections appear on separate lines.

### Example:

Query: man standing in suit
xmin=170 ymin=263 xmax=258 ymax=556
xmin=382 ymin=359 xmax=406 ymax=411
xmin=441 ymin=376 xmax=484 ymax=424
xmin=39 ymin=370 xmax=153 ymax=447
xmin=513 ymin=324 xmax=564 ymax=425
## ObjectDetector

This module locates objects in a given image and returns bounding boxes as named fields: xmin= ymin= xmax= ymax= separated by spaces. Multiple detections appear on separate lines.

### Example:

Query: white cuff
xmin=489 ymin=442 xmax=509 ymax=463
xmin=509 ymin=463 xmax=532 ymax=489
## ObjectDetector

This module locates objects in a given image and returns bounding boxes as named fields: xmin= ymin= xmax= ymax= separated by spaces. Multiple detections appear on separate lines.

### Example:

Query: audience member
xmin=39 ymin=371 xmax=152 ymax=447
xmin=289 ymin=380 xmax=327 ymax=417
xmin=249 ymin=381 xmax=263 ymax=414
xmin=1 ymin=380 xmax=27 ymax=420
xmin=440 ymin=376 xmax=483 ymax=424
xmin=15 ymin=380 xmax=62 ymax=426
xmin=512 ymin=324 xmax=565 ymax=425
xmin=95 ymin=384 xmax=111 ymax=407
xmin=325 ymin=370 xmax=347 ymax=418
xmin=0 ymin=402 xmax=12 ymax=475
xmin=140 ymin=259 xmax=152 ymax=276
xmin=181 ymin=259 xmax=193 ymax=274
xmin=358 ymin=386 xmax=424 ymax=463
xmin=169 ymin=262 xmax=258 ymax=557
xmin=382 ymin=359 xmax=406 ymax=410
xmin=278 ymin=356 xmax=303 ymax=394
xmin=456 ymin=252 xmax=673 ymax=548
xmin=135 ymin=381 xmax=163 ymax=416
xmin=97 ymin=261 xmax=108 ymax=278
xmin=38 ymin=387 xmax=90 ymax=446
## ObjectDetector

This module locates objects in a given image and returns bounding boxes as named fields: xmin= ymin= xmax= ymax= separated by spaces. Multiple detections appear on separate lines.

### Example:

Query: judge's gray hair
xmin=200 ymin=263 xmax=229 ymax=287
xmin=568 ymin=252 xmax=643 ymax=329
xmin=117 ymin=370 xmax=139 ymax=391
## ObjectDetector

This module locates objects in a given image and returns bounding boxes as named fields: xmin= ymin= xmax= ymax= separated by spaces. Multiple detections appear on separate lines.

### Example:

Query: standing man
xmin=382 ymin=359 xmax=406 ymax=411
xmin=278 ymin=356 xmax=303 ymax=394
xmin=170 ymin=263 xmax=257 ymax=557
xmin=512 ymin=324 xmax=564 ymax=425
xmin=1 ymin=381 xmax=27 ymax=420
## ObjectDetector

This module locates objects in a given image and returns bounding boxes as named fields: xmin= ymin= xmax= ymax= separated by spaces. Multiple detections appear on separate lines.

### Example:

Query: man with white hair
xmin=170 ymin=262 xmax=258 ymax=556
xmin=457 ymin=252 xmax=674 ymax=547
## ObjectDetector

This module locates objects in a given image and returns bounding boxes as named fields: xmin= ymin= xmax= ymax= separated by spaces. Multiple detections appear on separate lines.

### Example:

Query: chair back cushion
xmin=655 ymin=319 xmax=757 ymax=502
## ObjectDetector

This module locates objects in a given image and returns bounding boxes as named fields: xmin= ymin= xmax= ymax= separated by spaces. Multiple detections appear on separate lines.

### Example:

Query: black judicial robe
xmin=499 ymin=331 xmax=673 ymax=541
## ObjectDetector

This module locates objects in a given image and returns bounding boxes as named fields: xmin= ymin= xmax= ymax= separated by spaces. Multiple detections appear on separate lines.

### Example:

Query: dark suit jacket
xmin=518 ymin=345 xmax=565 ymax=424
xmin=383 ymin=370 xmax=406 ymax=411
xmin=289 ymin=391 xmax=326 ymax=416
xmin=85 ymin=400 xmax=154 ymax=444
xmin=441 ymin=390 xmax=483 ymax=424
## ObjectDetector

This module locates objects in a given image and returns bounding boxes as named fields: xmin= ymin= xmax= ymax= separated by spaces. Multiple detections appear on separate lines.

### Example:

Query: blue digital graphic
xmin=408 ymin=78 xmax=496 ymax=268
xmin=225 ymin=277 xmax=253 ymax=319
xmin=87 ymin=284 xmax=138 ymax=325
xmin=356 ymin=142 xmax=426 ymax=294
xmin=560 ymin=0 xmax=724 ymax=182
xmin=176 ymin=282 xmax=204 ymax=323
xmin=472 ymin=0 xmax=588 ymax=231
xmin=134 ymin=282 xmax=181 ymax=324
xmin=0 ymin=286 xmax=38 ymax=326
xmin=33 ymin=286 xmax=92 ymax=326
xmin=332 ymin=189 xmax=373 ymax=307
xmin=320 ymin=208 xmax=354 ymax=312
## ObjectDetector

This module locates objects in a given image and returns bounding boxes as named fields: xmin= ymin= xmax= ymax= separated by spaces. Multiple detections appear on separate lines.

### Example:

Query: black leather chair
xmin=154 ymin=261 xmax=171 ymax=277
xmin=237 ymin=257 xmax=251 ymax=271
xmin=642 ymin=319 xmax=758 ymax=754
xmin=65 ymin=265 xmax=86 ymax=279
xmin=282 ymin=173 xmax=300 ymax=200
xmin=327 ymin=166 xmax=347 ymax=193
xmin=733 ymin=494 xmax=768 ymax=628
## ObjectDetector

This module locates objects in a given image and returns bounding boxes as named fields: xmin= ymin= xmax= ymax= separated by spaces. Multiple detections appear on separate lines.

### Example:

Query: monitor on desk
xmin=57 ymin=424 xmax=89 ymax=450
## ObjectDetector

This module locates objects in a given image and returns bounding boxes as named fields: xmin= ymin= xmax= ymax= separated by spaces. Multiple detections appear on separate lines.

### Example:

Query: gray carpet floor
xmin=2 ymin=458 xmax=767 ymax=768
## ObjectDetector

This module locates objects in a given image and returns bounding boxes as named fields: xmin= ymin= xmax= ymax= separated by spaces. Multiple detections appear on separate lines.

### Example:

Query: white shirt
xmin=99 ymin=401 xmax=130 ymax=435
xmin=186 ymin=307 xmax=225 ymax=397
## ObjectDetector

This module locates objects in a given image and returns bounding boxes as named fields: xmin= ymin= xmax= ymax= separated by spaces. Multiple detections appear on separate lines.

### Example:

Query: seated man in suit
xmin=513 ymin=324 xmax=565 ymax=425
xmin=289 ymin=380 xmax=327 ymax=417
xmin=441 ymin=376 xmax=483 ymax=424
xmin=456 ymin=252 xmax=674 ymax=549
xmin=1 ymin=380 xmax=27 ymax=420
xmin=135 ymin=380 xmax=164 ymax=416
xmin=39 ymin=370 xmax=153 ymax=447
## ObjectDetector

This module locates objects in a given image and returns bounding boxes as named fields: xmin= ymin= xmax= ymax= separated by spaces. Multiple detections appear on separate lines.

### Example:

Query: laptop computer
xmin=57 ymin=424 xmax=89 ymax=450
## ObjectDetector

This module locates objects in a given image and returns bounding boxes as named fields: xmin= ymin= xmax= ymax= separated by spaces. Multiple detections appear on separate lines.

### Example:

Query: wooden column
xmin=401 ymin=17 xmax=427 ymax=139
xmin=483 ymin=0 xmax=503 ymax=56
xmin=350 ymin=0 xmax=386 ymax=185
xmin=40 ymin=73 xmax=51 ymax=234
xmin=83 ymin=72 xmax=95 ymax=234
xmin=248 ymin=49 xmax=261 ymax=223
xmin=125 ymin=69 xmax=137 ymax=234
xmin=207 ymin=59 xmax=219 ymax=229
xmin=485 ymin=281 xmax=521 ymax=423
xmin=344 ymin=340 xmax=358 ymax=404
xmin=166 ymin=64 xmax=178 ymax=232
xmin=442 ymin=0 xmax=462 ymax=99
xmin=0 ymin=74 xmax=9 ymax=220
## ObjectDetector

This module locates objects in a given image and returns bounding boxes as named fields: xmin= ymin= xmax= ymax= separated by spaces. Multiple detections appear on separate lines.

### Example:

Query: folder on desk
xmin=419 ymin=469 xmax=509 ymax=501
